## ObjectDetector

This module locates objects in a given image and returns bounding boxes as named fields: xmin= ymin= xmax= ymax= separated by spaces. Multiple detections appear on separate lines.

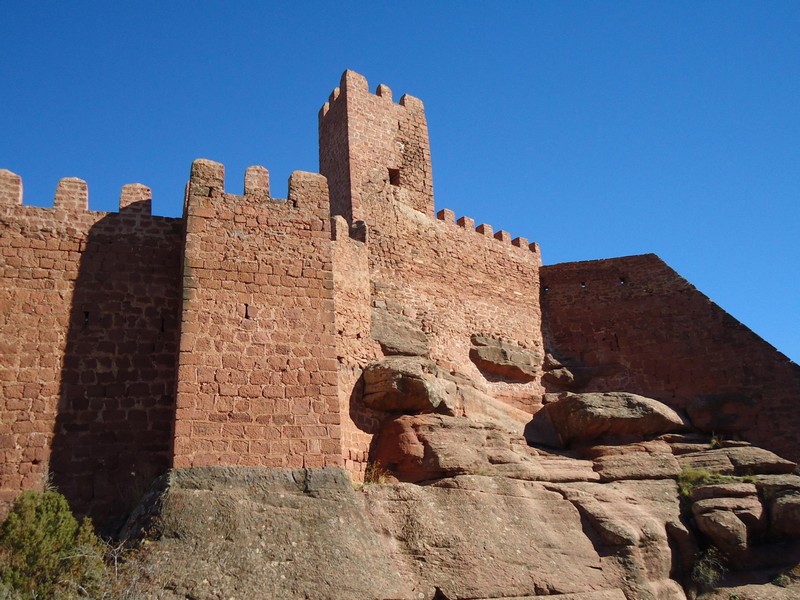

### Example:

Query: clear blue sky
xmin=2 ymin=2 xmax=798 ymax=362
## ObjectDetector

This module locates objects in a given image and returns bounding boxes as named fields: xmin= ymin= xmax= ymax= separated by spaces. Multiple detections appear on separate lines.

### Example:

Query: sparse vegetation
xmin=771 ymin=565 xmax=800 ymax=588
xmin=677 ymin=468 xmax=756 ymax=500
xmin=691 ymin=546 xmax=726 ymax=591
xmin=363 ymin=461 xmax=391 ymax=485
xmin=0 ymin=489 xmax=106 ymax=598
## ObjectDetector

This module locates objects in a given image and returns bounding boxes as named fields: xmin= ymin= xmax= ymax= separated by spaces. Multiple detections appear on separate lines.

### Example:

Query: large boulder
xmin=469 ymin=335 xmax=540 ymax=382
xmin=121 ymin=467 xmax=416 ymax=600
xmin=371 ymin=307 xmax=430 ymax=356
xmin=361 ymin=356 xmax=452 ymax=413
xmin=364 ymin=475 xmax=655 ymax=600
xmin=361 ymin=356 xmax=533 ymax=434
xmin=525 ymin=391 xmax=689 ymax=449
xmin=692 ymin=493 xmax=765 ymax=567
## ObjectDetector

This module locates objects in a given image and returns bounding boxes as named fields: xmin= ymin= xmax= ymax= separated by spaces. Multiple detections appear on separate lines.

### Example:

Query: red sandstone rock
xmin=525 ymin=391 xmax=688 ymax=449
xmin=370 ymin=306 xmax=429 ymax=356
xmin=469 ymin=335 xmax=541 ymax=382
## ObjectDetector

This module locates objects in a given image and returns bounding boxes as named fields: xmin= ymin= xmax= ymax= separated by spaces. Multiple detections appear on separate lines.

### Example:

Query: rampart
xmin=541 ymin=255 xmax=800 ymax=461
xmin=0 ymin=171 xmax=181 ymax=527
xmin=0 ymin=70 xmax=797 ymax=528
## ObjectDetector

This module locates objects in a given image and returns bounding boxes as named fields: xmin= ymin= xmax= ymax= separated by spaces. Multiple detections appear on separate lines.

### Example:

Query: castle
xmin=1 ymin=70 xmax=798 ymax=529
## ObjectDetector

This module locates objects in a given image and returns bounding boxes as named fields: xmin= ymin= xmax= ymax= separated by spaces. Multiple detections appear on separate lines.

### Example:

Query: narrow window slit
xmin=244 ymin=304 xmax=251 ymax=319
xmin=388 ymin=168 xmax=401 ymax=187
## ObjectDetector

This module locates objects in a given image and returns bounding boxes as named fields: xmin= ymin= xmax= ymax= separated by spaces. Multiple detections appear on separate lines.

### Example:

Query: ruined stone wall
xmin=172 ymin=160 xmax=341 ymax=469
xmin=0 ymin=170 xmax=181 ymax=528
xmin=541 ymin=254 xmax=800 ymax=461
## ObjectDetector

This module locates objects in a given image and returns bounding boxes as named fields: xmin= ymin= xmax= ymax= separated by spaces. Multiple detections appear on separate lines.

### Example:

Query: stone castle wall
xmin=541 ymin=254 xmax=800 ymax=461
xmin=320 ymin=73 xmax=545 ymax=480
xmin=0 ymin=171 xmax=181 ymax=526
xmin=0 ymin=70 xmax=797 ymax=522
xmin=172 ymin=160 xmax=341 ymax=470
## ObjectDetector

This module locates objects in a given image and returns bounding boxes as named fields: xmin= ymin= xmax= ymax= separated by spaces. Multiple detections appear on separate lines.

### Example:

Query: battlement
xmin=186 ymin=158 xmax=329 ymax=216
xmin=319 ymin=70 xmax=425 ymax=120
xmin=0 ymin=168 xmax=155 ymax=215
xmin=435 ymin=208 xmax=540 ymax=255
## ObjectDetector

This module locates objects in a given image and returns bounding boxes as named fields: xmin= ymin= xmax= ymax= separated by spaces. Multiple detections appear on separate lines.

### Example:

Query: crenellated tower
xmin=319 ymin=70 xmax=434 ymax=224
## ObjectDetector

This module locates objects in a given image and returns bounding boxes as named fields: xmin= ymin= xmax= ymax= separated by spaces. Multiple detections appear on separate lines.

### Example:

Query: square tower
xmin=319 ymin=70 xmax=434 ymax=224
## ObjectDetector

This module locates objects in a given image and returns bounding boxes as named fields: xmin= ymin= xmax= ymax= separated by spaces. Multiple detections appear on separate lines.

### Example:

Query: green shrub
xmin=691 ymin=546 xmax=726 ymax=591
xmin=0 ymin=489 xmax=107 ymax=598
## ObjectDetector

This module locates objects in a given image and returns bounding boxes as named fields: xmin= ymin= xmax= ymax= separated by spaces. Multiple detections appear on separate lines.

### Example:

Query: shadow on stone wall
xmin=50 ymin=202 xmax=182 ymax=534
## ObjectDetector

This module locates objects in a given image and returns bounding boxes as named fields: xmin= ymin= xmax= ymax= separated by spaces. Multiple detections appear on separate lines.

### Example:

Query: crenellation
xmin=457 ymin=215 xmax=474 ymax=230
xmin=244 ymin=165 xmax=270 ymax=198
xmin=0 ymin=169 xmax=22 ymax=205
xmin=476 ymin=223 xmax=493 ymax=237
xmin=436 ymin=208 xmax=455 ymax=224
xmin=119 ymin=183 xmax=152 ymax=213
xmin=398 ymin=93 xmax=424 ymax=112
xmin=494 ymin=230 xmax=511 ymax=243
xmin=376 ymin=84 xmax=392 ymax=101
xmin=54 ymin=177 xmax=88 ymax=211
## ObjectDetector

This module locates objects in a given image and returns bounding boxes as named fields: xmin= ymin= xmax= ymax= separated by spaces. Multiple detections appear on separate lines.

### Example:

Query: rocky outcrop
xmin=525 ymin=391 xmax=688 ymax=449
xmin=371 ymin=307 xmax=430 ymax=356
xmin=469 ymin=335 xmax=540 ymax=382
xmin=361 ymin=356 xmax=533 ymax=433
xmin=676 ymin=446 xmax=796 ymax=476
xmin=362 ymin=356 xmax=452 ymax=413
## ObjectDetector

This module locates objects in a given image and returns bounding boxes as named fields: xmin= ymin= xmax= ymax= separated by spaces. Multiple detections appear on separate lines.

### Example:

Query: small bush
xmin=363 ymin=462 xmax=391 ymax=485
xmin=692 ymin=546 xmax=726 ymax=591
xmin=0 ymin=489 xmax=107 ymax=598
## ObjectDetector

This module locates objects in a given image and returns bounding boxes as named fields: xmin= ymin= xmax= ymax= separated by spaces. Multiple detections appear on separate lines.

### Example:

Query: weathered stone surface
xmin=676 ymin=450 xmax=736 ymax=475
xmin=770 ymin=493 xmax=800 ymax=537
xmin=725 ymin=446 xmax=797 ymax=475
xmin=361 ymin=356 xmax=452 ymax=413
xmin=690 ymin=482 xmax=757 ymax=502
xmin=369 ymin=414 xmax=603 ymax=484
xmin=525 ymin=391 xmax=688 ymax=449
xmin=546 ymin=479 xmax=689 ymax=600
xmin=692 ymin=494 xmax=766 ymax=566
xmin=470 ymin=335 xmax=540 ymax=382
xmin=366 ymin=475 xmax=668 ymax=600
xmin=678 ymin=447 xmax=797 ymax=477
xmin=593 ymin=452 xmax=681 ymax=482
xmin=754 ymin=474 xmax=800 ymax=497
xmin=371 ymin=306 xmax=430 ymax=356
xmin=123 ymin=467 xmax=418 ymax=600
xmin=541 ymin=353 xmax=594 ymax=391
xmin=370 ymin=414 xmax=509 ymax=481
xmin=686 ymin=393 xmax=758 ymax=434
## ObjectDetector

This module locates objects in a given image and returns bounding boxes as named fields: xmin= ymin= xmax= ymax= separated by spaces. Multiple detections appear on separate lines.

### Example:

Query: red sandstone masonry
xmin=0 ymin=170 xmax=181 ymax=526
xmin=541 ymin=254 xmax=800 ymax=462
xmin=320 ymin=72 xmax=544 ymax=480
xmin=172 ymin=160 xmax=341 ymax=469
xmin=320 ymin=70 xmax=434 ymax=223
